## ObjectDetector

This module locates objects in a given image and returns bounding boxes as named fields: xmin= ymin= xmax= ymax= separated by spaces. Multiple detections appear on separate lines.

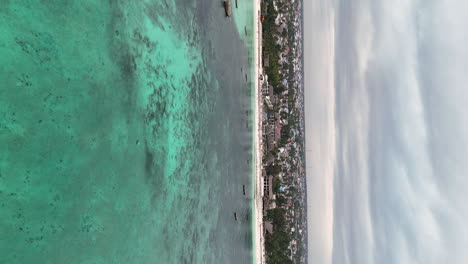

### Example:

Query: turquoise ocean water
xmin=0 ymin=0 xmax=254 ymax=263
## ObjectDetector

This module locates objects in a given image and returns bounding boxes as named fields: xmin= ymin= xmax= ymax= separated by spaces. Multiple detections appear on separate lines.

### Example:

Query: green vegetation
xmin=273 ymin=177 xmax=282 ymax=193
xmin=262 ymin=0 xmax=284 ymax=94
xmin=266 ymin=163 xmax=282 ymax=176
xmin=265 ymin=208 xmax=292 ymax=264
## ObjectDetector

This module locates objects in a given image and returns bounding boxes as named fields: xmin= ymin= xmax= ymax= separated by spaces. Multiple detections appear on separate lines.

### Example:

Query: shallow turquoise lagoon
xmin=0 ymin=0 xmax=254 ymax=263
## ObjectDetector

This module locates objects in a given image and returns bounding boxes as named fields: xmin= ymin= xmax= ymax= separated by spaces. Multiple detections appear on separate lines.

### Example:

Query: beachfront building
xmin=263 ymin=175 xmax=273 ymax=200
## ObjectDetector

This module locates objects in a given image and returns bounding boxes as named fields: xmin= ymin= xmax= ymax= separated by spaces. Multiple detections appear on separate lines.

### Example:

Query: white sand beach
xmin=253 ymin=0 xmax=264 ymax=263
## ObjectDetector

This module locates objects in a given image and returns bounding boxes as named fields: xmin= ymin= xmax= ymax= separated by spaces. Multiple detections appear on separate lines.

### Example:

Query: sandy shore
xmin=253 ymin=0 xmax=264 ymax=263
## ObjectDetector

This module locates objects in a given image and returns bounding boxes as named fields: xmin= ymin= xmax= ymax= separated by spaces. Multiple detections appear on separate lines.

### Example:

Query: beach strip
xmin=253 ymin=0 xmax=264 ymax=263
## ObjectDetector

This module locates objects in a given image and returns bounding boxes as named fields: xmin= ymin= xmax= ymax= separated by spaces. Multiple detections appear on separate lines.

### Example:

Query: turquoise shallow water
xmin=0 ymin=0 xmax=254 ymax=263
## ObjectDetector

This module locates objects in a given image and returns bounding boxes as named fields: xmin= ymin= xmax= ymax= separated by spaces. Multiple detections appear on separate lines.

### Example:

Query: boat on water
xmin=224 ymin=1 xmax=231 ymax=17
xmin=243 ymin=185 xmax=246 ymax=196
xmin=234 ymin=212 xmax=238 ymax=221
